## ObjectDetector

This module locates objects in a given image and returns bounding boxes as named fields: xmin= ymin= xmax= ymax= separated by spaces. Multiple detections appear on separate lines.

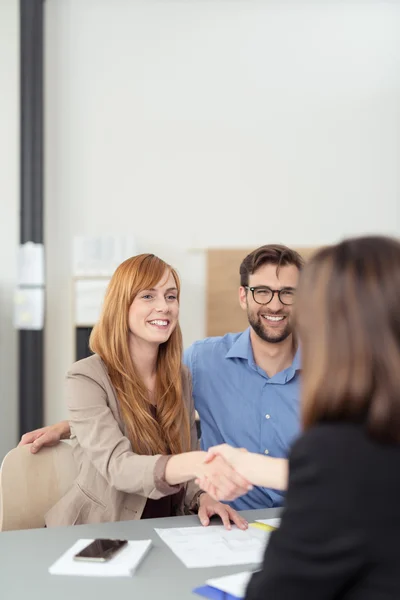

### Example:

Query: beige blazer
xmin=45 ymin=354 xmax=200 ymax=527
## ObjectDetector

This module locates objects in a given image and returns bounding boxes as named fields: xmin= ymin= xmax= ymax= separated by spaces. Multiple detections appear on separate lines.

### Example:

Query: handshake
xmin=19 ymin=423 xmax=288 ymax=503
xmin=194 ymin=445 xmax=253 ymax=502
xmin=195 ymin=444 xmax=288 ymax=501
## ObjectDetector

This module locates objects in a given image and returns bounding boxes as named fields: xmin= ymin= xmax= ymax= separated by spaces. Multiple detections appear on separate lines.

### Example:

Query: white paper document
xmin=255 ymin=518 xmax=281 ymax=528
xmin=18 ymin=242 xmax=45 ymax=286
xmin=155 ymin=526 xmax=269 ymax=568
xmin=206 ymin=571 xmax=255 ymax=598
xmin=14 ymin=288 xmax=44 ymax=330
xmin=73 ymin=234 xmax=137 ymax=276
xmin=49 ymin=539 xmax=152 ymax=577
xmin=74 ymin=278 xmax=110 ymax=325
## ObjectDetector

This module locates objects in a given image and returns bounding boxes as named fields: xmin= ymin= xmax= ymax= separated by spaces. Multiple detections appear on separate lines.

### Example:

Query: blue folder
xmin=193 ymin=584 xmax=243 ymax=600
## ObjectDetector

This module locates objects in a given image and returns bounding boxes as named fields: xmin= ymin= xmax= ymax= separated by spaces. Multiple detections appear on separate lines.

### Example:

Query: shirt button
xmin=264 ymin=449 xmax=269 ymax=455
xmin=265 ymin=414 xmax=271 ymax=419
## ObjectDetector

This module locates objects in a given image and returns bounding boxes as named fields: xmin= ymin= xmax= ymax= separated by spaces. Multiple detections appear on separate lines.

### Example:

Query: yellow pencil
xmin=249 ymin=522 xmax=277 ymax=532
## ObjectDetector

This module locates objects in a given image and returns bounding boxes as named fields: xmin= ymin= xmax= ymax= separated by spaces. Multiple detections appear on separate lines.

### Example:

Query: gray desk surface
xmin=0 ymin=508 xmax=281 ymax=600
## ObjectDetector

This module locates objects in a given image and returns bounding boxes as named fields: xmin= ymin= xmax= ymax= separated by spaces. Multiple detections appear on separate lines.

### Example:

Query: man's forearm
xmin=59 ymin=420 xmax=71 ymax=439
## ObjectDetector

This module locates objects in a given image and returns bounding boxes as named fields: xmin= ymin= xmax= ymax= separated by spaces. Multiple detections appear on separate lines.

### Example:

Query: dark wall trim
xmin=76 ymin=327 xmax=94 ymax=362
xmin=19 ymin=0 xmax=45 ymax=435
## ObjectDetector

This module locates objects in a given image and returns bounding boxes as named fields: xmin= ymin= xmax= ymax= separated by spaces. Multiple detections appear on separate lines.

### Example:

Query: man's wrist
xmin=59 ymin=421 xmax=71 ymax=440
xmin=195 ymin=490 xmax=207 ymax=510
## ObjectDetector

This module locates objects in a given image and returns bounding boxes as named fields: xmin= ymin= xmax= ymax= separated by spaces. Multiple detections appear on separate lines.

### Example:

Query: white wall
xmin=0 ymin=0 xmax=19 ymax=458
xmin=45 ymin=0 xmax=400 ymax=424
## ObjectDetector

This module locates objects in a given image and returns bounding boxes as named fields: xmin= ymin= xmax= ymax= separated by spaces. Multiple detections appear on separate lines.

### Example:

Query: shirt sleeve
xmin=183 ymin=344 xmax=194 ymax=372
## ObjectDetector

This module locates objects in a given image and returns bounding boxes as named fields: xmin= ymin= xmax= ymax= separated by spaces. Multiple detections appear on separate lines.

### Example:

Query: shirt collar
xmin=225 ymin=327 xmax=302 ymax=371
xmin=225 ymin=328 xmax=252 ymax=360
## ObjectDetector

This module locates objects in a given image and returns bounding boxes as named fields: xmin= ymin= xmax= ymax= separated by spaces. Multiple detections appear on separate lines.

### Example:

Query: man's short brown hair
xmin=239 ymin=244 xmax=304 ymax=287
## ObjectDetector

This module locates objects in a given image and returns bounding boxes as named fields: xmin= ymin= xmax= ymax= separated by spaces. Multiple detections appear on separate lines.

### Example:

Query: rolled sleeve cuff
xmin=154 ymin=455 xmax=183 ymax=496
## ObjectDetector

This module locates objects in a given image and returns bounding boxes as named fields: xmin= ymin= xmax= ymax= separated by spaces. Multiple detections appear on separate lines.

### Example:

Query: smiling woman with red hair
xmin=44 ymin=253 xmax=249 ymax=529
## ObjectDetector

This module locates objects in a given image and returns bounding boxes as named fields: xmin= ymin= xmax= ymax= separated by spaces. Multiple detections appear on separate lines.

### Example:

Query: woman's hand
xmin=194 ymin=454 xmax=252 ymax=502
xmin=206 ymin=444 xmax=248 ymax=468
xmin=198 ymin=444 xmax=289 ymax=493
xmin=197 ymin=493 xmax=248 ymax=530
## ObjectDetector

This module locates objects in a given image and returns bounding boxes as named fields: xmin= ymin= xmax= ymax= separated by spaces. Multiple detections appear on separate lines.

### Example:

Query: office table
xmin=0 ymin=507 xmax=281 ymax=600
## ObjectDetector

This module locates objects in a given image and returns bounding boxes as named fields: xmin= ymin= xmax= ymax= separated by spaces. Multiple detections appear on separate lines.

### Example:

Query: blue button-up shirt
xmin=184 ymin=328 xmax=301 ymax=510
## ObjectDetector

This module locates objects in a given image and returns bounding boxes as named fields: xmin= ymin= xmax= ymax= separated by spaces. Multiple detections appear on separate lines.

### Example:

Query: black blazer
xmin=246 ymin=422 xmax=400 ymax=600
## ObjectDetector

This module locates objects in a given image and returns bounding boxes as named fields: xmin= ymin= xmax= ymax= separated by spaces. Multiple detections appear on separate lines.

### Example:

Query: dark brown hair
xmin=297 ymin=236 xmax=400 ymax=443
xmin=239 ymin=244 xmax=304 ymax=287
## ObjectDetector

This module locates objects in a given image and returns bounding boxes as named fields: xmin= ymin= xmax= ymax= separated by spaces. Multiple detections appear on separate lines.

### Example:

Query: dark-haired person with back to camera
xmin=201 ymin=236 xmax=400 ymax=600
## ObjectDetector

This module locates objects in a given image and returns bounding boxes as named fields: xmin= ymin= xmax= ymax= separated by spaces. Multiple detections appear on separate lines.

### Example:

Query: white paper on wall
xmin=73 ymin=235 xmax=137 ymax=277
xmin=74 ymin=279 xmax=110 ymax=326
xmin=14 ymin=288 xmax=45 ymax=330
xmin=17 ymin=242 xmax=45 ymax=286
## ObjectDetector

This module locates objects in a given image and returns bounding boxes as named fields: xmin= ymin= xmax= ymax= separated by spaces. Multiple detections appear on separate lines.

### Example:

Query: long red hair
xmin=90 ymin=254 xmax=190 ymax=455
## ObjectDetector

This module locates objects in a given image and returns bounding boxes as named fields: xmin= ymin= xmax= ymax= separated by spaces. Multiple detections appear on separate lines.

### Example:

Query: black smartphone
xmin=74 ymin=539 xmax=128 ymax=562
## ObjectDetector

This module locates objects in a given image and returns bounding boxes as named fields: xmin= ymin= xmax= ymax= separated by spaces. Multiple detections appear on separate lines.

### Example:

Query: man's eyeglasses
xmin=245 ymin=286 xmax=296 ymax=306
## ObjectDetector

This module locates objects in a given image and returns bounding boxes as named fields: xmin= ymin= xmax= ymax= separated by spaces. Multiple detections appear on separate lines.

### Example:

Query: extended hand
xmin=194 ymin=453 xmax=252 ymax=502
xmin=200 ymin=444 xmax=288 ymax=493
xmin=206 ymin=444 xmax=248 ymax=469
xmin=196 ymin=445 xmax=250 ymax=500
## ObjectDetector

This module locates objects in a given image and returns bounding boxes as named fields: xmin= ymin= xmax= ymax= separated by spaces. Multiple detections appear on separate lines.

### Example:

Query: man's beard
xmin=248 ymin=309 xmax=292 ymax=344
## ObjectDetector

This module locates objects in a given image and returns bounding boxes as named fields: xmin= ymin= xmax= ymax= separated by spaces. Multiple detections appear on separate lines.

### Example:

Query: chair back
xmin=0 ymin=442 xmax=77 ymax=531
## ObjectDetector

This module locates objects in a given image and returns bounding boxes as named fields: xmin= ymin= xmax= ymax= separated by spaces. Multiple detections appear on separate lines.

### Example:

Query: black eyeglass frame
xmin=244 ymin=285 xmax=296 ymax=306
